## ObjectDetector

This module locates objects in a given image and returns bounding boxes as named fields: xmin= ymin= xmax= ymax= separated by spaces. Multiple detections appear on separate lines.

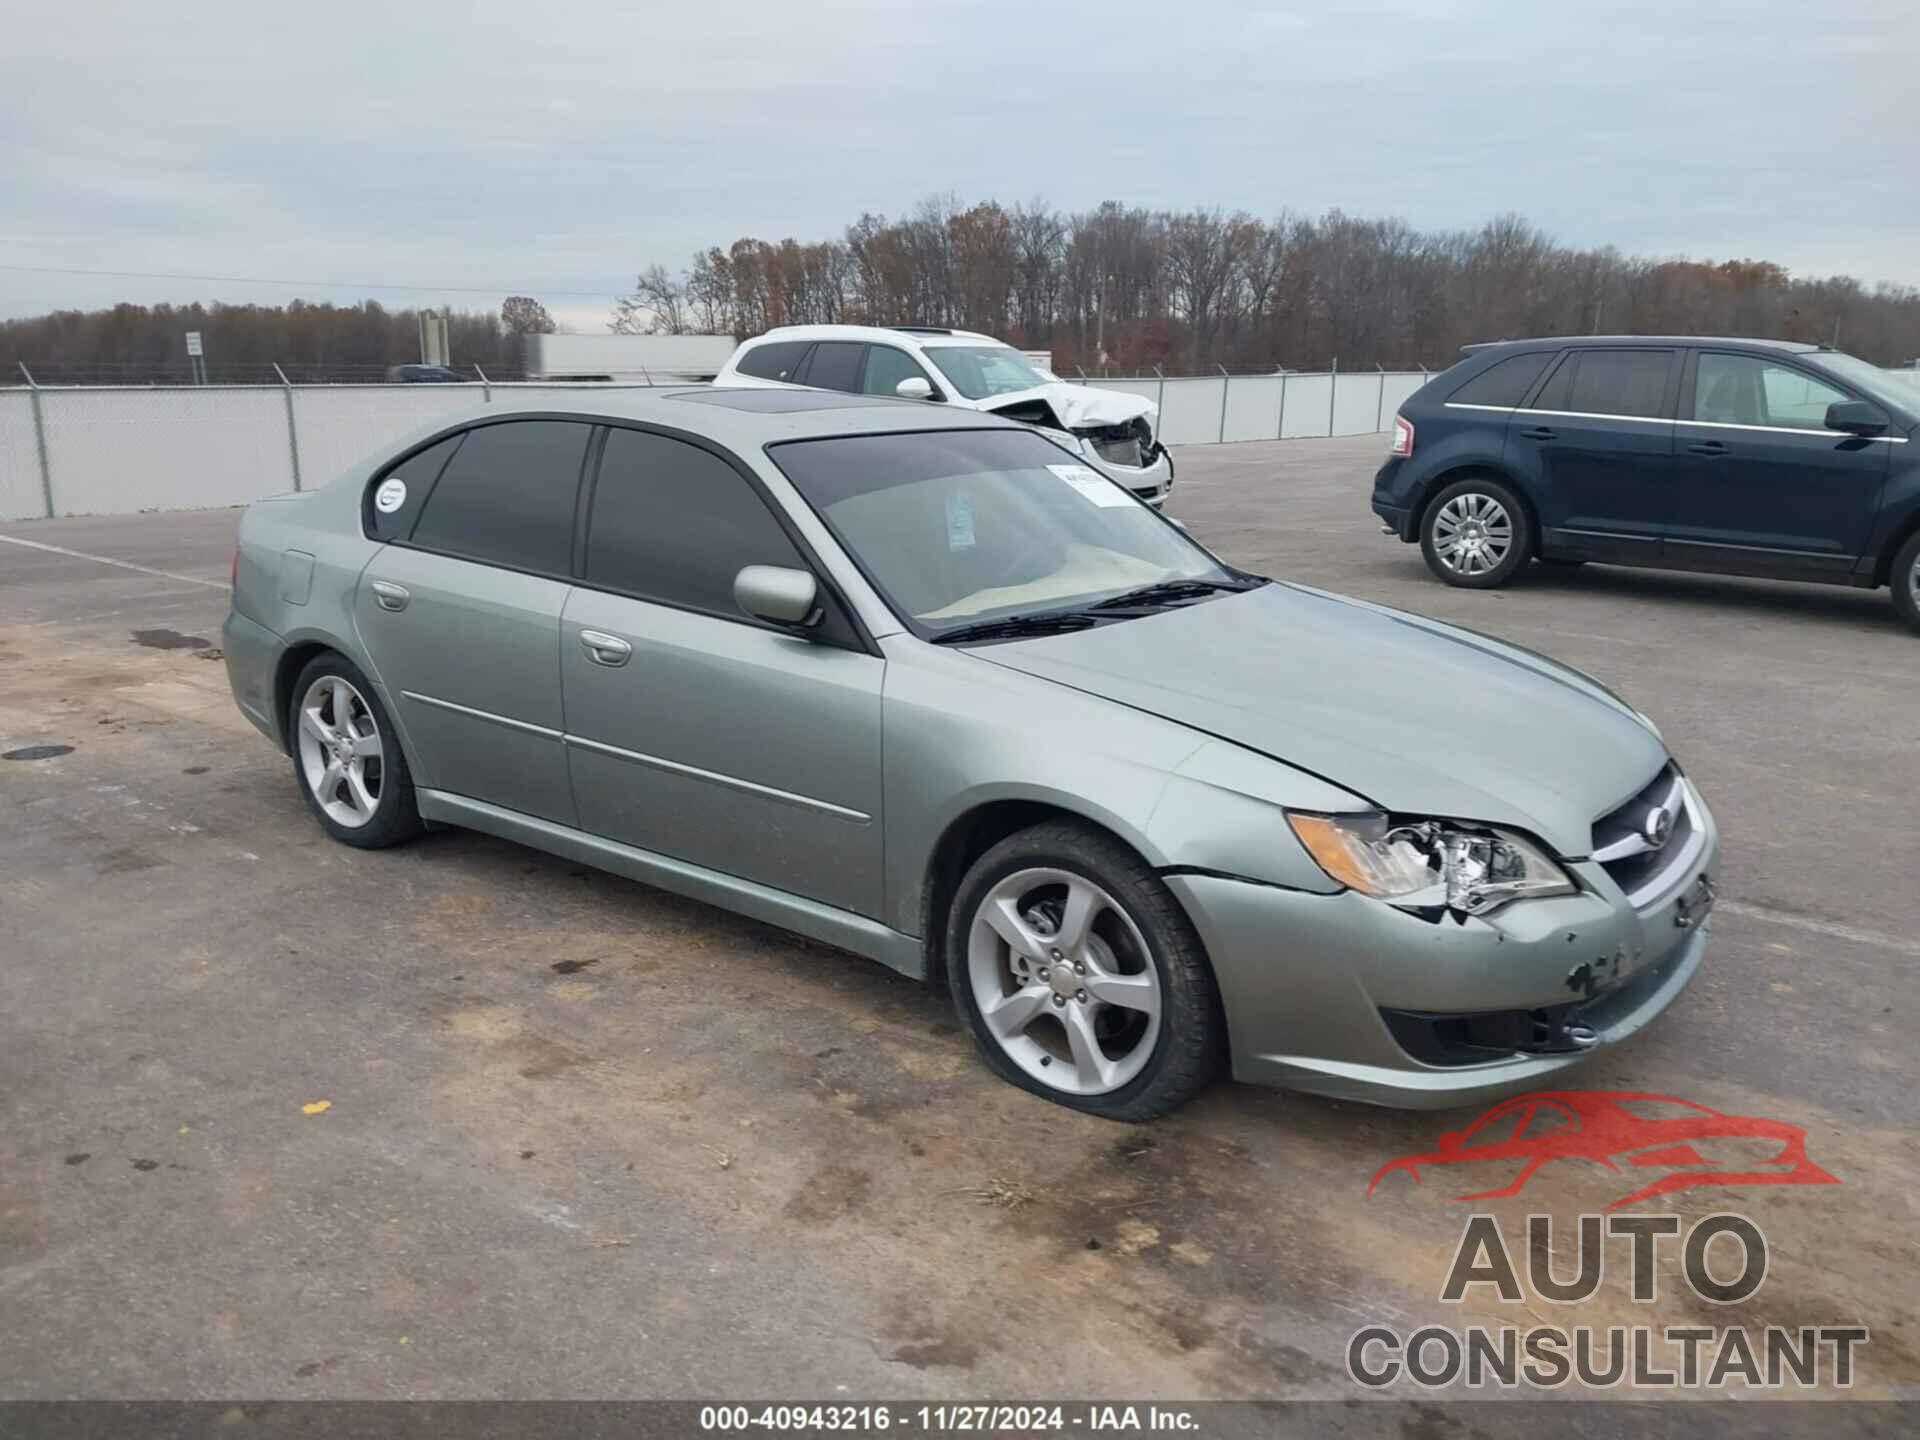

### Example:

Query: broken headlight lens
xmin=1286 ymin=812 xmax=1575 ymax=915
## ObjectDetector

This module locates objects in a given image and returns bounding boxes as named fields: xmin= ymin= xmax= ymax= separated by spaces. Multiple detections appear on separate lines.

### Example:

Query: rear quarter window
xmin=1448 ymin=352 xmax=1555 ymax=408
xmin=733 ymin=341 xmax=809 ymax=383
xmin=366 ymin=433 xmax=463 ymax=541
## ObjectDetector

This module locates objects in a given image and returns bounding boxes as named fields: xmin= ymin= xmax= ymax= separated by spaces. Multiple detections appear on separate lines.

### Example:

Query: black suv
xmin=1371 ymin=336 xmax=1920 ymax=632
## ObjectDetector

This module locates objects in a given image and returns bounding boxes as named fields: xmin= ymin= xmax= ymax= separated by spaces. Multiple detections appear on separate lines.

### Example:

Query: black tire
xmin=947 ymin=820 xmax=1224 ymax=1121
xmin=1892 ymin=532 xmax=1920 ymax=635
xmin=287 ymin=651 xmax=423 ymax=849
xmin=1419 ymin=476 xmax=1533 ymax=589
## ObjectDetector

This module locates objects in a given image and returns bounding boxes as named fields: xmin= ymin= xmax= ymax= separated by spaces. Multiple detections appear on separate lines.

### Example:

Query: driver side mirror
xmin=895 ymin=376 xmax=939 ymax=402
xmin=734 ymin=565 xmax=820 ymax=629
xmin=1826 ymin=399 xmax=1888 ymax=436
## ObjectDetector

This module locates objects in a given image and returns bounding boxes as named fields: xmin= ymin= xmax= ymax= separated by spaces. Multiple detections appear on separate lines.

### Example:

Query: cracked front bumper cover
xmin=1163 ymin=812 xmax=1716 ymax=1109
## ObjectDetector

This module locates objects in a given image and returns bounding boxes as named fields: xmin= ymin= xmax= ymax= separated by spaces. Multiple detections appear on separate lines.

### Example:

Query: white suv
xmin=712 ymin=325 xmax=1173 ymax=505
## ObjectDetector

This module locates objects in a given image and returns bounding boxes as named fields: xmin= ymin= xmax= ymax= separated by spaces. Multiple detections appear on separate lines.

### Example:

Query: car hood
xmin=982 ymin=381 xmax=1157 ymax=433
xmin=973 ymin=583 xmax=1667 ymax=857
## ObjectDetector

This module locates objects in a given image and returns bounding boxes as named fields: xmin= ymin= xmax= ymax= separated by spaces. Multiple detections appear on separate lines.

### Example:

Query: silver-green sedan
xmin=224 ymin=389 xmax=1716 ymax=1120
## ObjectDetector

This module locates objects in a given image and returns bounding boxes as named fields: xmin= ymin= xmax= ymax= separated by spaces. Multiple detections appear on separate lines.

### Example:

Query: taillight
xmin=1389 ymin=415 xmax=1414 ymax=458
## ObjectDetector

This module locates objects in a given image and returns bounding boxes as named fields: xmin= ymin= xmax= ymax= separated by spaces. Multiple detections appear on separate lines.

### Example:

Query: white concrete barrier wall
xmin=43 ymin=387 xmax=293 ymax=516
xmin=1 ymin=392 xmax=44 ymax=521
xmin=2 ymin=369 xmax=1912 ymax=519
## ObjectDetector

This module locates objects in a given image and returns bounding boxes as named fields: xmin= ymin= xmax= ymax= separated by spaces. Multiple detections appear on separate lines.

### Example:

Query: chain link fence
xmin=1 ymin=369 xmax=1435 ymax=521
xmin=9 ymin=365 xmax=1916 ymax=522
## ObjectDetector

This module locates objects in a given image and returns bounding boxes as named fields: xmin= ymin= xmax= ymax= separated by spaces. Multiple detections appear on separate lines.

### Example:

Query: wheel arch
xmin=273 ymin=640 xmax=337 ymax=753
xmin=1871 ymin=508 xmax=1920 ymax=587
xmin=920 ymin=798 xmax=1171 ymax=995
xmin=1411 ymin=463 xmax=1543 ymax=555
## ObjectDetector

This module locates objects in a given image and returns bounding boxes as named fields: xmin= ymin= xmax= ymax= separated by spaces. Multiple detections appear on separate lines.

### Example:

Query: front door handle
xmin=1518 ymin=426 xmax=1557 ymax=442
xmin=1686 ymin=441 xmax=1730 ymax=457
xmin=579 ymin=630 xmax=633 ymax=667
xmin=369 ymin=580 xmax=410 ymax=612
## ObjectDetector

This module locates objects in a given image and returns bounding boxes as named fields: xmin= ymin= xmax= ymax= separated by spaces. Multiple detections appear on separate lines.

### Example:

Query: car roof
xmin=1464 ymin=334 xmax=1823 ymax=355
xmin=748 ymin=323 xmax=1004 ymax=349
xmin=459 ymin=386 xmax=1025 ymax=446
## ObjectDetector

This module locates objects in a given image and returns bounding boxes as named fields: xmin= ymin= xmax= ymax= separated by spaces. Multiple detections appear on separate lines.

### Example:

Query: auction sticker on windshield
xmin=1047 ymin=463 xmax=1132 ymax=507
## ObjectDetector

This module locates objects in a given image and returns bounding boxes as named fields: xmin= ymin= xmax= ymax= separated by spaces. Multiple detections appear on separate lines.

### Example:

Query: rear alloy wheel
xmin=1420 ymin=478 xmax=1532 ymax=589
xmin=289 ymin=653 xmax=422 ymax=848
xmin=1892 ymin=531 xmax=1920 ymax=635
xmin=949 ymin=821 xmax=1223 ymax=1120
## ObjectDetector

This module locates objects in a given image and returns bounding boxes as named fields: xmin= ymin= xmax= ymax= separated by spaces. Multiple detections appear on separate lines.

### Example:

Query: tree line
xmin=0 ymin=296 xmax=557 ymax=384
xmin=617 ymin=197 xmax=1920 ymax=373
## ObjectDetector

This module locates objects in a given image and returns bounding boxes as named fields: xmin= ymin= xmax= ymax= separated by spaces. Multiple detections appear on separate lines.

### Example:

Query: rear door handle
xmin=369 ymin=580 xmax=410 ymax=612
xmin=1518 ymin=426 xmax=1557 ymax=441
xmin=579 ymin=629 xmax=632 ymax=667
xmin=1686 ymin=441 xmax=1730 ymax=457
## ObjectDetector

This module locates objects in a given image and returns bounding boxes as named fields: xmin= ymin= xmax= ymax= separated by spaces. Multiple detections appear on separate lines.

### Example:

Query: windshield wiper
xmin=1087 ymin=577 xmax=1263 ymax=612
xmin=930 ymin=611 xmax=1102 ymax=645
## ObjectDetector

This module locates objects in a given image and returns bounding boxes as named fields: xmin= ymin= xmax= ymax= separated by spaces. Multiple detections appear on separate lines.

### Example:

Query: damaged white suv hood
xmin=981 ymin=380 xmax=1158 ymax=435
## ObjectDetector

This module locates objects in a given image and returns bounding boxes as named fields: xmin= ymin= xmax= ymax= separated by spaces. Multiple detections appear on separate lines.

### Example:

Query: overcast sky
xmin=3 ymin=0 xmax=1914 ymax=331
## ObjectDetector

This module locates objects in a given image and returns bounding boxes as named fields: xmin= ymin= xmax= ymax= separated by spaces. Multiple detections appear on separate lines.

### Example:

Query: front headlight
xmin=1286 ymin=811 xmax=1576 ymax=915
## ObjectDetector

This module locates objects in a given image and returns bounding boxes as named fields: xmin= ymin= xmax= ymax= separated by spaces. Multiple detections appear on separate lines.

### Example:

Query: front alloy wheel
xmin=967 ymin=867 xmax=1163 ymax=1096
xmin=948 ymin=821 xmax=1223 ymax=1120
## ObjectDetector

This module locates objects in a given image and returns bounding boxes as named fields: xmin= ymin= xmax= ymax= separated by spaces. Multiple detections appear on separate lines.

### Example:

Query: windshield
xmin=1814 ymin=351 xmax=1917 ymax=419
xmin=924 ymin=345 xmax=1054 ymax=400
xmin=770 ymin=430 xmax=1235 ymax=637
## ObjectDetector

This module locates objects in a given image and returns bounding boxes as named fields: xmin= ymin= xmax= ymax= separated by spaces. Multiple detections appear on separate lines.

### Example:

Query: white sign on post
xmin=184 ymin=331 xmax=204 ymax=357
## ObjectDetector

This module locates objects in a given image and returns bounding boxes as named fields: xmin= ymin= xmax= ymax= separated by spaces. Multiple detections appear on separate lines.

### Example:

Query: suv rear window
xmin=800 ymin=342 xmax=865 ymax=392
xmin=734 ymin=341 xmax=808 ymax=383
xmin=1448 ymin=352 xmax=1553 ymax=408
xmin=1563 ymin=350 xmax=1673 ymax=419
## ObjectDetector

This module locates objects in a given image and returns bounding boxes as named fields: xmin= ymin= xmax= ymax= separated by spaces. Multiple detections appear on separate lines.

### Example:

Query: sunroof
xmin=669 ymin=389 xmax=894 ymax=413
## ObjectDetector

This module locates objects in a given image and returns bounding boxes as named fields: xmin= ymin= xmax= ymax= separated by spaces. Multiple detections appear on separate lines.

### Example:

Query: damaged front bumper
xmin=1164 ymin=801 xmax=1717 ymax=1109
xmin=1071 ymin=431 xmax=1174 ymax=507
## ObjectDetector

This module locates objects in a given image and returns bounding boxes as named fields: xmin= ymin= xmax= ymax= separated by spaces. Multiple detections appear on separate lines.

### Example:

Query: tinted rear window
xmin=1448 ymin=352 xmax=1554 ymax=408
xmin=586 ymin=427 xmax=803 ymax=617
xmin=1565 ymin=350 xmax=1673 ymax=419
xmin=368 ymin=433 xmax=462 ymax=541
xmin=408 ymin=420 xmax=591 ymax=575
xmin=801 ymin=342 xmax=865 ymax=392
xmin=734 ymin=341 xmax=808 ymax=382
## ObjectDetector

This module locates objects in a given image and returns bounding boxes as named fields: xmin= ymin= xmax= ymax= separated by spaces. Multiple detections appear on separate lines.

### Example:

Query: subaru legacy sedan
xmin=1372 ymin=335 xmax=1920 ymax=632
xmin=225 ymin=389 xmax=1716 ymax=1119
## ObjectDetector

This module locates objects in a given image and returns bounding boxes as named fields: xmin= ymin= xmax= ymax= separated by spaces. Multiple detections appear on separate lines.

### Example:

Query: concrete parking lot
xmin=2 ymin=435 xmax=1915 ymax=1411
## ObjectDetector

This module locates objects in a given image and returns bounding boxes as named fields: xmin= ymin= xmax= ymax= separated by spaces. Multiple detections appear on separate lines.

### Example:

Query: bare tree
xmin=612 ymin=265 xmax=688 ymax=334
xmin=500 ymin=296 xmax=556 ymax=335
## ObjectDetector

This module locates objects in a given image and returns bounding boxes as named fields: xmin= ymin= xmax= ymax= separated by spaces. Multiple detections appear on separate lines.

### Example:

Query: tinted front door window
xmin=587 ymin=428 xmax=805 ymax=618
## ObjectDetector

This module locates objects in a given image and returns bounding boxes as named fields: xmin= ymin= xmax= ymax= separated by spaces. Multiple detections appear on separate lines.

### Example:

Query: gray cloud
xmin=3 ymin=0 xmax=1914 ymax=327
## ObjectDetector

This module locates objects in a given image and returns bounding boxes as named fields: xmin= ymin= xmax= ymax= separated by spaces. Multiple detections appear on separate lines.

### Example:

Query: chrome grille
xmin=1590 ymin=764 xmax=1701 ymax=908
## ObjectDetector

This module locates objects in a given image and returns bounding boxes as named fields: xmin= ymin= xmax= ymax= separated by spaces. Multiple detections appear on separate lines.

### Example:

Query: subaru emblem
xmin=1643 ymin=803 xmax=1675 ymax=849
